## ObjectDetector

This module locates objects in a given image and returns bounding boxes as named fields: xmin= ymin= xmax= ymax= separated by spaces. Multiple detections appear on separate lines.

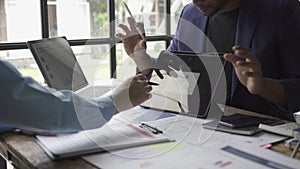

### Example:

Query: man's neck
xmin=219 ymin=0 xmax=240 ymax=13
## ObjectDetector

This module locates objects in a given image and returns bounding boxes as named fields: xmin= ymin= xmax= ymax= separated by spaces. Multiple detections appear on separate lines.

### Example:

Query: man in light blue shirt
xmin=0 ymin=60 xmax=152 ymax=133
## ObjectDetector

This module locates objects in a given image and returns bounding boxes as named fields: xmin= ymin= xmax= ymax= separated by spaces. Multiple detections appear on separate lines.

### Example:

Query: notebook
xmin=140 ymin=50 xmax=228 ymax=118
xmin=27 ymin=37 xmax=112 ymax=98
xmin=36 ymin=123 xmax=174 ymax=160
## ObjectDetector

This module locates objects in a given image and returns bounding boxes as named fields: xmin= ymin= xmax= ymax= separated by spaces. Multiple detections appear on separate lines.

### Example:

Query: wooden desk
xmin=0 ymin=133 xmax=97 ymax=169
xmin=0 ymin=106 xmax=299 ymax=169
xmin=272 ymin=142 xmax=300 ymax=159
xmin=222 ymin=105 xmax=300 ymax=159
xmin=1 ymin=133 xmax=299 ymax=169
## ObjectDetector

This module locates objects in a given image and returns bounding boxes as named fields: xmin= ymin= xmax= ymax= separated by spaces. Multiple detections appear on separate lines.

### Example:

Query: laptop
xmin=27 ymin=37 xmax=112 ymax=98
xmin=140 ymin=50 xmax=229 ymax=118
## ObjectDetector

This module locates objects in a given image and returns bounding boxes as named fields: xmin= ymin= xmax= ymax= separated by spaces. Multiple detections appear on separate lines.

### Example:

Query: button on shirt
xmin=0 ymin=60 xmax=116 ymax=133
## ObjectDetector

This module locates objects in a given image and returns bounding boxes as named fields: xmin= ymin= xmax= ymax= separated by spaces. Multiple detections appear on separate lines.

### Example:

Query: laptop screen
xmin=140 ymin=50 xmax=227 ymax=118
xmin=27 ymin=37 xmax=88 ymax=91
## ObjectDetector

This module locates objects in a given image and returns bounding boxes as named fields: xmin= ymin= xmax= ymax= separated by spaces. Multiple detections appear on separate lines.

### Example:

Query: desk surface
xmin=0 ymin=134 xmax=96 ymax=169
xmin=1 ymin=106 xmax=299 ymax=169
xmin=1 ymin=132 xmax=299 ymax=169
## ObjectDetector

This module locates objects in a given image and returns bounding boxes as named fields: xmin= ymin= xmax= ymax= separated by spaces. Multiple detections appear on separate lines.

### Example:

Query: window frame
xmin=0 ymin=0 xmax=174 ymax=78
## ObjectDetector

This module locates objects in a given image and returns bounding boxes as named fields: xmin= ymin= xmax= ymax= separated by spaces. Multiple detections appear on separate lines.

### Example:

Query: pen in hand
xmin=147 ymin=81 xmax=159 ymax=86
xmin=137 ymin=71 xmax=159 ymax=86
xmin=123 ymin=1 xmax=146 ymax=41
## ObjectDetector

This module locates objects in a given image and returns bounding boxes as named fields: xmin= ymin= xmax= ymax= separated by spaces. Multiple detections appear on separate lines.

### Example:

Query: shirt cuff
xmin=95 ymin=96 xmax=116 ymax=121
xmin=131 ymin=50 xmax=155 ymax=71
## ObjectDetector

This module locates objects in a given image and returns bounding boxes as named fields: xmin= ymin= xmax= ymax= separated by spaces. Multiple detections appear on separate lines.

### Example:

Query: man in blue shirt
xmin=0 ymin=60 xmax=152 ymax=133
xmin=117 ymin=0 xmax=300 ymax=121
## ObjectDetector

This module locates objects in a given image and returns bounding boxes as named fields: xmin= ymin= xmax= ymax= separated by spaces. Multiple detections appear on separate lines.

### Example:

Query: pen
xmin=177 ymin=101 xmax=186 ymax=113
xmin=147 ymin=81 xmax=159 ymax=86
xmin=123 ymin=1 xmax=147 ymax=41
xmin=140 ymin=122 xmax=163 ymax=134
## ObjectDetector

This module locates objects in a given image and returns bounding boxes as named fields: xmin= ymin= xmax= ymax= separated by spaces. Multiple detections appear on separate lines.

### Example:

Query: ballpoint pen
xmin=137 ymin=71 xmax=159 ymax=86
xmin=177 ymin=101 xmax=187 ymax=113
xmin=147 ymin=81 xmax=159 ymax=86
xmin=140 ymin=122 xmax=163 ymax=134
xmin=123 ymin=1 xmax=147 ymax=41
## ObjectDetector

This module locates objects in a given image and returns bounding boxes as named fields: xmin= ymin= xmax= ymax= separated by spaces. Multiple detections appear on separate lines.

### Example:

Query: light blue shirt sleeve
xmin=0 ymin=60 xmax=116 ymax=133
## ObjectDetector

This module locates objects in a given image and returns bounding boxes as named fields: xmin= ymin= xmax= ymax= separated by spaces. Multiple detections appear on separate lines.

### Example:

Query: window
xmin=0 ymin=0 xmax=192 ymax=82
xmin=0 ymin=0 xmax=41 ymax=42
xmin=48 ymin=0 xmax=109 ymax=39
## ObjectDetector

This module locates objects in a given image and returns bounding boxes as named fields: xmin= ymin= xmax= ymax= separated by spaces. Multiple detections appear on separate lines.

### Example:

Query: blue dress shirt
xmin=0 ymin=60 xmax=116 ymax=133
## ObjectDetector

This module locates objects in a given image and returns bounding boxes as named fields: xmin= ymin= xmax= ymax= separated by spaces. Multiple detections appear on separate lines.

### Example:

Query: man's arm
xmin=0 ymin=61 xmax=151 ymax=133
xmin=0 ymin=60 xmax=116 ymax=133
xmin=224 ymin=46 xmax=287 ymax=108
xmin=225 ymin=0 xmax=300 ymax=112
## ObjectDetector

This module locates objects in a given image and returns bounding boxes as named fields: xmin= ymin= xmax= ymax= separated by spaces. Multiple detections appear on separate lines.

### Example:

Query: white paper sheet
xmin=83 ymin=109 xmax=291 ymax=169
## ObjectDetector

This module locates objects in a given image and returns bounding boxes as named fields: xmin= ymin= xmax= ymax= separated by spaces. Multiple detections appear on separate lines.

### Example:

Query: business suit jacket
xmin=168 ymin=0 xmax=300 ymax=120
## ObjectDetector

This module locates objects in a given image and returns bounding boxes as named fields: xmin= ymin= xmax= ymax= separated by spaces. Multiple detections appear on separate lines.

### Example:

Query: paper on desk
xmin=84 ymin=141 xmax=300 ymax=169
xmin=143 ymin=115 xmax=287 ymax=147
xmin=83 ymin=109 xmax=289 ymax=168
xmin=111 ymin=106 xmax=177 ymax=124
xmin=83 ymin=111 xmax=289 ymax=169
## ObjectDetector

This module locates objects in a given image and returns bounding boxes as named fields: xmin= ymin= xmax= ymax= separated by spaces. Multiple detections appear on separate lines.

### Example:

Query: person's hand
xmin=116 ymin=17 xmax=164 ymax=78
xmin=111 ymin=74 xmax=152 ymax=113
xmin=116 ymin=17 xmax=152 ymax=72
xmin=116 ymin=17 xmax=147 ymax=56
xmin=224 ymin=46 xmax=263 ymax=95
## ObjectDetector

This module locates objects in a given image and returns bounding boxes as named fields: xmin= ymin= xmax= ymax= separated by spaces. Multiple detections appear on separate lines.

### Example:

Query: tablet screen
xmin=27 ymin=37 xmax=88 ymax=91
xmin=141 ymin=69 xmax=200 ymax=116
xmin=140 ymin=50 xmax=227 ymax=118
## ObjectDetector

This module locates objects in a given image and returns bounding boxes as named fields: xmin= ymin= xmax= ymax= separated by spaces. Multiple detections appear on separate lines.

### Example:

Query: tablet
xmin=140 ymin=50 xmax=228 ymax=118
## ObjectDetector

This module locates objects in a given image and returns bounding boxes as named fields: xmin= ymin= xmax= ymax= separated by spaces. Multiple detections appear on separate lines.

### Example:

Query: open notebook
xmin=36 ymin=123 xmax=174 ymax=160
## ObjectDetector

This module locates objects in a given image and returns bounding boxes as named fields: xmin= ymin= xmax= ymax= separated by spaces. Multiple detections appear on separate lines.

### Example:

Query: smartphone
xmin=220 ymin=114 xmax=280 ymax=128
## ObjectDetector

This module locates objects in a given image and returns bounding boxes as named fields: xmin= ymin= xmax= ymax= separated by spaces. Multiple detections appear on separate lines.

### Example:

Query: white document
xmin=84 ymin=140 xmax=300 ymax=169
xmin=36 ymin=123 xmax=173 ymax=160
xmin=83 ymin=109 xmax=291 ymax=169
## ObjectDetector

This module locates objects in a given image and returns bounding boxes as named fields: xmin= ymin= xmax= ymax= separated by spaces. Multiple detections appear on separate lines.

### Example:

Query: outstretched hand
xmin=116 ymin=17 xmax=164 ymax=79
xmin=116 ymin=17 xmax=146 ymax=56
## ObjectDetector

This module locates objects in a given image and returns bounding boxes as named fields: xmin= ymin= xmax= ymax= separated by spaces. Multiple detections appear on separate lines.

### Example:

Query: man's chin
xmin=197 ymin=7 xmax=218 ymax=16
